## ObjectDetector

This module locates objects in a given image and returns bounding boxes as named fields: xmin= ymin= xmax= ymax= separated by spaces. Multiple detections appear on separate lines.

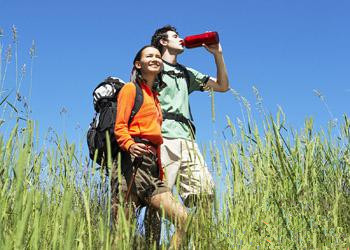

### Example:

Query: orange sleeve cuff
xmin=124 ymin=140 xmax=135 ymax=152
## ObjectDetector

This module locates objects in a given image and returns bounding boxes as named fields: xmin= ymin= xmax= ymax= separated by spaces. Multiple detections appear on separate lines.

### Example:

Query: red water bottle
xmin=182 ymin=31 xmax=220 ymax=49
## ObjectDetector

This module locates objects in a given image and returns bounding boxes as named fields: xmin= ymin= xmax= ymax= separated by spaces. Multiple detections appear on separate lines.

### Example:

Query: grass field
xmin=0 ymin=113 xmax=350 ymax=249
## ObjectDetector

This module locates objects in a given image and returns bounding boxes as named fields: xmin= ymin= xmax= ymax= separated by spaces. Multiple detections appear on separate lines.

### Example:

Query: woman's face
xmin=135 ymin=47 xmax=163 ymax=75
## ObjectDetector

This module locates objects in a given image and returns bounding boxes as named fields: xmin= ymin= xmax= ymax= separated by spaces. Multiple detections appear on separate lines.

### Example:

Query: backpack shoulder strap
xmin=176 ymin=63 xmax=195 ymax=122
xmin=128 ymin=81 xmax=143 ymax=125
xmin=177 ymin=63 xmax=191 ymax=92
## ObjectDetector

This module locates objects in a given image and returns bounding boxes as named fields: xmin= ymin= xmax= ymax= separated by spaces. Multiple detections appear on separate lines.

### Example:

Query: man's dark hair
xmin=151 ymin=25 xmax=178 ymax=54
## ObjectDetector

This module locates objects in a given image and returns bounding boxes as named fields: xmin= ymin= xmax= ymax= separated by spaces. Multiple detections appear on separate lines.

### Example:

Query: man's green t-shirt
xmin=157 ymin=61 xmax=209 ymax=140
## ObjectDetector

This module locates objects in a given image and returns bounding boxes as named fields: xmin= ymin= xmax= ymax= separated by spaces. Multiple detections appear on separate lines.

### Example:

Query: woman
xmin=114 ymin=45 xmax=188 ymax=249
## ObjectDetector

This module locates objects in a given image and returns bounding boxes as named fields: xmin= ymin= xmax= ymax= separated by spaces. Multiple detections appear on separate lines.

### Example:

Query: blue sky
xmin=1 ymin=0 xmax=349 ymax=149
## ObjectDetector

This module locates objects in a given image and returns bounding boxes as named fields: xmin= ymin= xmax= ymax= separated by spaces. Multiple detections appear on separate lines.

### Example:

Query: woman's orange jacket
xmin=114 ymin=81 xmax=164 ymax=178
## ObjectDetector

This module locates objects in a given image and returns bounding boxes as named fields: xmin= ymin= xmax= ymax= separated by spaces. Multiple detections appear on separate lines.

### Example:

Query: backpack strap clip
xmin=162 ymin=112 xmax=196 ymax=137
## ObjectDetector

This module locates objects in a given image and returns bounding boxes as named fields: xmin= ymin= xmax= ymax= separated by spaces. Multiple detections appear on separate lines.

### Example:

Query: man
xmin=145 ymin=25 xmax=229 ymax=245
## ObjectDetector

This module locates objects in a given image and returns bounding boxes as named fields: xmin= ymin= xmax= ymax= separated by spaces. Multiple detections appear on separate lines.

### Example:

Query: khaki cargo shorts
xmin=161 ymin=137 xmax=215 ymax=205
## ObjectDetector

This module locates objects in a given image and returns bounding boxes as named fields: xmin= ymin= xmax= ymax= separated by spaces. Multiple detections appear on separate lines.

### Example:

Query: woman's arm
xmin=114 ymin=83 xmax=137 ymax=151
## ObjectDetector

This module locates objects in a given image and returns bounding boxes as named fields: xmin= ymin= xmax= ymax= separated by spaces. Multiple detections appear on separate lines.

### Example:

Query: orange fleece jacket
xmin=114 ymin=81 xmax=164 ymax=179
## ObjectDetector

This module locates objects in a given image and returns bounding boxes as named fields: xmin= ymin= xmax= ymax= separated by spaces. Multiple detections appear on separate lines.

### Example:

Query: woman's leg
xmin=144 ymin=207 xmax=161 ymax=248
xmin=149 ymin=191 xmax=188 ymax=249
xmin=111 ymin=154 xmax=141 ymax=228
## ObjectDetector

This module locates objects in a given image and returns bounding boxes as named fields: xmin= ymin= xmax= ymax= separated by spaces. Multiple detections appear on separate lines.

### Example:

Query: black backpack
xmin=87 ymin=77 xmax=143 ymax=166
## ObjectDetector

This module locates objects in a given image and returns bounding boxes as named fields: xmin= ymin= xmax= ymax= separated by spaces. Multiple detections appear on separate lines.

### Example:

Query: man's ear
xmin=160 ymin=38 xmax=168 ymax=47
xmin=135 ymin=61 xmax=142 ymax=69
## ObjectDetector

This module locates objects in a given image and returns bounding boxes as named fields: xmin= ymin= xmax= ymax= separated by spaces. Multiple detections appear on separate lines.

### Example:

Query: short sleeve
xmin=186 ymin=67 xmax=210 ymax=94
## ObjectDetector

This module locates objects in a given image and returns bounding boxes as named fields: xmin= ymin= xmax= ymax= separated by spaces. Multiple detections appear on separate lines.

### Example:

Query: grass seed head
xmin=230 ymin=88 xmax=241 ymax=102
xmin=313 ymin=89 xmax=325 ymax=101
xmin=241 ymin=96 xmax=251 ymax=112
xmin=253 ymin=85 xmax=265 ymax=114
xmin=6 ymin=44 xmax=12 ymax=63
xmin=29 ymin=40 xmax=37 ymax=59
xmin=21 ymin=64 xmax=26 ymax=77
xmin=12 ymin=25 xmax=18 ymax=42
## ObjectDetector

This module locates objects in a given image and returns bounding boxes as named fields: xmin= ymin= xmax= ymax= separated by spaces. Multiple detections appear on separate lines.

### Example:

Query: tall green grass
xmin=0 ymin=113 xmax=349 ymax=249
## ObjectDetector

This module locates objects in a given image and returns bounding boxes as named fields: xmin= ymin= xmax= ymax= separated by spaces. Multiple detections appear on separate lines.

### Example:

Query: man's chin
xmin=177 ymin=47 xmax=184 ymax=54
xmin=169 ymin=47 xmax=184 ymax=55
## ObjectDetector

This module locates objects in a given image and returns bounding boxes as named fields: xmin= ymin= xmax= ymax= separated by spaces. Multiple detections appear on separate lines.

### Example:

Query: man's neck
xmin=162 ymin=51 xmax=177 ymax=64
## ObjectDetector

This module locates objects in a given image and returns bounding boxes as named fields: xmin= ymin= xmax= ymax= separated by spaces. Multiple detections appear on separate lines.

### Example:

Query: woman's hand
xmin=129 ymin=143 xmax=148 ymax=158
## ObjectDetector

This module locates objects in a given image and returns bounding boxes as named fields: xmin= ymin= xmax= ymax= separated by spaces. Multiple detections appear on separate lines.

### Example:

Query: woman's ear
xmin=134 ymin=61 xmax=142 ymax=70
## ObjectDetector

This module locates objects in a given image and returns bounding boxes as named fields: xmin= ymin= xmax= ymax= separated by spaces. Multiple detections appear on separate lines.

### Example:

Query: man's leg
xmin=149 ymin=191 xmax=188 ymax=250
xmin=178 ymin=139 xmax=215 ymax=207
xmin=162 ymin=138 xmax=182 ymax=189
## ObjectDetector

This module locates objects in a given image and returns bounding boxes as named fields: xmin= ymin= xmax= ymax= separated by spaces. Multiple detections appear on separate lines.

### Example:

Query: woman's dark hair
xmin=132 ymin=45 xmax=155 ymax=66
xmin=131 ymin=45 xmax=163 ymax=91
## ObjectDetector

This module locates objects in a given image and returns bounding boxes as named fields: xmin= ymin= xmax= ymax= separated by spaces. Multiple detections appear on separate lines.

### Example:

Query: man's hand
xmin=129 ymin=143 xmax=148 ymax=157
xmin=202 ymin=43 xmax=222 ymax=56
xmin=201 ymin=42 xmax=229 ymax=92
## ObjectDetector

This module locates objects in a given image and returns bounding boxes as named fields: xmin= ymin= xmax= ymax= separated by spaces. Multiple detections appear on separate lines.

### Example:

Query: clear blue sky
xmin=1 ymin=0 xmax=349 ymax=148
